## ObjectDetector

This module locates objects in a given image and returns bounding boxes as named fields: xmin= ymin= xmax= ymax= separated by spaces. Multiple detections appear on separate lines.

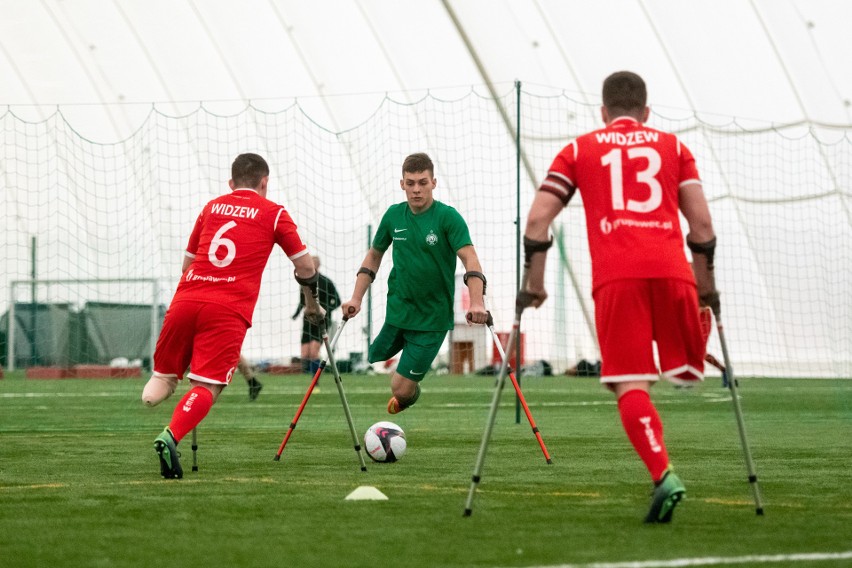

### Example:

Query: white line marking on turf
xmin=515 ymin=551 xmax=852 ymax=568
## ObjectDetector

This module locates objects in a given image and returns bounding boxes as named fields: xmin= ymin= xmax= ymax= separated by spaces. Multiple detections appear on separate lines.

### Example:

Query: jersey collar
xmin=610 ymin=116 xmax=640 ymax=128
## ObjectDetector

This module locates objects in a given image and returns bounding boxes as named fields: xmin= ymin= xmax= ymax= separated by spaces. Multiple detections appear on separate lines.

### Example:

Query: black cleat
xmin=247 ymin=377 xmax=263 ymax=401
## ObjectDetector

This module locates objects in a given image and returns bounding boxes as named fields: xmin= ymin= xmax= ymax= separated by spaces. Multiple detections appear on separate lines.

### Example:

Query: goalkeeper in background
xmin=141 ymin=153 xmax=325 ymax=479
xmin=342 ymin=152 xmax=488 ymax=415
xmin=518 ymin=71 xmax=719 ymax=523
xmin=291 ymin=255 xmax=341 ymax=374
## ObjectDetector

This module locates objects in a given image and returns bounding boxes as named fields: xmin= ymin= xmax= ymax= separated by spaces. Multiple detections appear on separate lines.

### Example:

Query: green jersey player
xmin=342 ymin=152 xmax=488 ymax=414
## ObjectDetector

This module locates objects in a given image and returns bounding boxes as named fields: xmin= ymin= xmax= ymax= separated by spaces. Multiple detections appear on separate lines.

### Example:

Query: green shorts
xmin=368 ymin=324 xmax=447 ymax=382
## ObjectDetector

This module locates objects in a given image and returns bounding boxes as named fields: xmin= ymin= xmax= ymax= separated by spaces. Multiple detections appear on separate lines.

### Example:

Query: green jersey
xmin=373 ymin=200 xmax=472 ymax=331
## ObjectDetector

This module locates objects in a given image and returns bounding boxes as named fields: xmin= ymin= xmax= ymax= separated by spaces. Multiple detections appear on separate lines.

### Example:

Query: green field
xmin=1 ymin=371 xmax=850 ymax=568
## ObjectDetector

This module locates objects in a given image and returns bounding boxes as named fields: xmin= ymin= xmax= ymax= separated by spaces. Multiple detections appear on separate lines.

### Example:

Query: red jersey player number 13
xmin=545 ymin=115 xmax=701 ymax=292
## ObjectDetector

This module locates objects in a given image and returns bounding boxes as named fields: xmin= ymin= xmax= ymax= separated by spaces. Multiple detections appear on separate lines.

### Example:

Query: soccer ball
xmin=364 ymin=421 xmax=407 ymax=463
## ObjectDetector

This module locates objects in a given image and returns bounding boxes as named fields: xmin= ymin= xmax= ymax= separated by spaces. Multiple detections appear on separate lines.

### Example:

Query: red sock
xmin=167 ymin=387 xmax=214 ymax=442
xmin=617 ymin=389 xmax=670 ymax=482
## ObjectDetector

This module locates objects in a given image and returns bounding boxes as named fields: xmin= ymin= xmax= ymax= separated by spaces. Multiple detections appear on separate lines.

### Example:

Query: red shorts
xmin=152 ymin=300 xmax=247 ymax=385
xmin=593 ymin=278 xmax=705 ymax=385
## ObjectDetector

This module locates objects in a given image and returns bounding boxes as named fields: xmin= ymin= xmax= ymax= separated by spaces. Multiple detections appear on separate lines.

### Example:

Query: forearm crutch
xmin=464 ymin=274 xmax=531 ymax=516
xmin=704 ymin=352 xmax=729 ymax=388
xmin=485 ymin=311 xmax=552 ymax=464
xmin=321 ymin=320 xmax=368 ymax=472
xmin=274 ymin=318 xmax=348 ymax=461
xmin=191 ymin=428 xmax=198 ymax=472
xmin=701 ymin=306 xmax=729 ymax=387
xmin=714 ymin=307 xmax=765 ymax=515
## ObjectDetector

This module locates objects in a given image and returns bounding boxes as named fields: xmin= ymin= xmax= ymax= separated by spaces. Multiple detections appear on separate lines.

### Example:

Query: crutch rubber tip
xmin=192 ymin=466 xmax=198 ymax=472
xmin=463 ymin=509 xmax=472 ymax=517
xmin=756 ymin=508 xmax=765 ymax=516
xmin=546 ymin=458 xmax=553 ymax=465
xmin=273 ymin=455 xmax=281 ymax=462
xmin=360 ymin=466 xmax=367 ymax=472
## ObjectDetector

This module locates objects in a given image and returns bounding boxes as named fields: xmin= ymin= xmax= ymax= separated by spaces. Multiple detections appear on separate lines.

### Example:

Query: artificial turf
xmin=1 ymin=371 xmax=850 ymax=567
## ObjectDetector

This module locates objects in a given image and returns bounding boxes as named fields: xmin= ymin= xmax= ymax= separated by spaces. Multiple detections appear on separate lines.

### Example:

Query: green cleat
xmin=644 ymin=469 xmax=685 ymax=523
xmin=154 ymin=428 xmax=183 ymax=479
xmin=247 ymin=377 xmax=263 ymax=401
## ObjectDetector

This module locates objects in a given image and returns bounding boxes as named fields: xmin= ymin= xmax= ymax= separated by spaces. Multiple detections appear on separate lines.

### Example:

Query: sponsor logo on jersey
xmin=599 ymin=216 xmax=673 ymax=235
xmin=184 ymin=270 xmax=236 ymax=283
xmin=425 ymin=230 xmax=438 ymax=246
xmin=394 ymin=228 xmax=409 ymax=240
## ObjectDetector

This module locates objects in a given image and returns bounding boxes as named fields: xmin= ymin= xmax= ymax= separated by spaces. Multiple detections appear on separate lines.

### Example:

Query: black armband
xmin=463 ymin=271 xmax=487 ymax=295
xmin=687 ymin=237 xmax=717 ymax=270
xmin=357 ymin=267 xmax=376 ymax=282
xmin=523 ymin=236 xmax=553 ymax=263
xmin=294 ymin=270 xmax=319 ymax=295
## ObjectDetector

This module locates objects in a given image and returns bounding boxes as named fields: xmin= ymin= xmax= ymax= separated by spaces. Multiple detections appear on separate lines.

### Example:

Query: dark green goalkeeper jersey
xmin=373 ymin=200 xmax=473 ymax=331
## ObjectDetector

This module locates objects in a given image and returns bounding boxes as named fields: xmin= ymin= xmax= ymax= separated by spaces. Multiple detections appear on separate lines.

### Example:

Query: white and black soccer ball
xmin=364 ymin=421 xmax=407 ymax=463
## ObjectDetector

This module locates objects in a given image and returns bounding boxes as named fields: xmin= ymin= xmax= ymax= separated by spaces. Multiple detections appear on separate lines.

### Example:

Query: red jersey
xmin=172 ymin=188 xmax=308 ymax=324
xmin=541 ymin=117 xmax=701 ymax=292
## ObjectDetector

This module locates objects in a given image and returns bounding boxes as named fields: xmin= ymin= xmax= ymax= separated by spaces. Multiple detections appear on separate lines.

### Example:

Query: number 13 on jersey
xmin=601 ymin=147 xmax=662 ymax=213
